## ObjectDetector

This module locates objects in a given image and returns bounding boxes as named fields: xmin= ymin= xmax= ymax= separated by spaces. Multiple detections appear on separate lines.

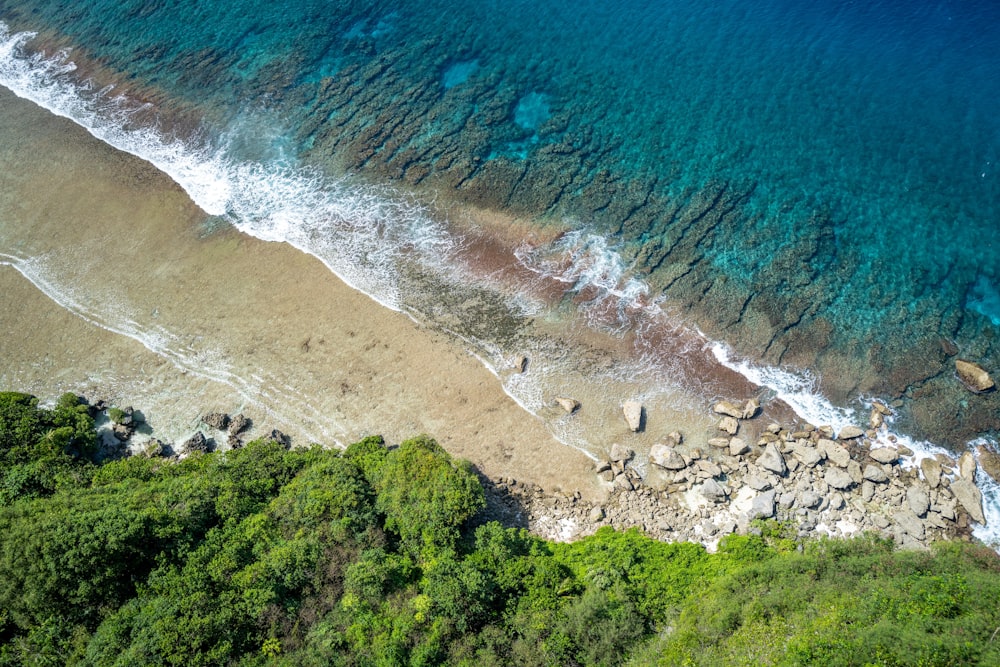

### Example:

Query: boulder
xmin=977 ymin=445 xmax=1000 ymax=483
xmin=958 ymin=451 xmax=977 ymax=482
xmin=847 ymin=460 xmax=864 ymax=484
xmin=950 ymin=479 xmax=986 ymax=524
xmin=861 ymin=481 xmax=876 ymax=501
xmin=718 ymin=416 xmax=739 ymax=435
xmin=863 ymin=464 xmax=889 ymax=483
xmin=869 ymin=447 xmax=899 ymax=464
xmin=112 ymin=423 xmax=133 ymax=442
xmin=227 ymin=434 xmax=243 ymax=450
xmin=588 ymin=506 xmax=605 ymax=522
xmin=267 ymin=429 xmax=290 ymax=447
xmin=649 ymin=444 xmax=686 ymax=470
xmin=228 ymin=413 xmax=251 ymax=435
xmin=610 ymin=443 xmax=634 ymax=463
xmin=614 ymin=474 xmax=634 ymax=491
xmin=141 ymin=438 xmax=165 ymax=458
xmin=713 ymin=400 xmax=743 ymax=419
xmin=758 ymin=443 xmax=787 ymax=475
xmin=792 ymin=442 xmax=825 ymax=468
xmin=182 ymin=431 xmax=208 ymax=454
xmin=699 ymin=478 xmax=728 ymax=502
xmin=729 ymin=437 xmax=750 ymax=457
xmin=869 ymin=409 xmax=884 ymax=430
xmin=667 ymin=431 xmax=683 ymax=446
xmin=920 ymin=457 xmax=942 ymax=488
xmin=696 ymin=459 xmax=722 ymax=477
xmin=746 ymin=475 xmax=773 ymax=491
xmin=825 ymin=468 xmax=854 ymax=490
xmin=894 ymin=508 xmax=926 ymax=539
xmin=797 ymin=490 xmax=822 ymax=509
xmin=513 ymin=355 xmax=528 ymax=373
xmin=872 ymin=401 xmax=892 ymax=416
xmin=556 ymin=397 xmax=580 ymax=413
xmin=838 ymin=425 xmax=865 ymax=440
xmin=748 ymin=490 xmax=777 ymax=520
xmin=829 ymin=492 xmax=845 ymax=511
xmin=820 ymin=439 xmax=851 ymax=468
xmin=622 ymin=400 xmax=643 ymax=431
xmin=707 ymin=437 xmax=731 ymax=448
xmin=907 ymin=487 xmax=930 ymax=517
xmin=742 ymin=398 xmax=761 ymax=419
xmin=201 ymin=412 xmax=230 ymax=430
xmin=955 ymin=359 xmax=995 ymax=393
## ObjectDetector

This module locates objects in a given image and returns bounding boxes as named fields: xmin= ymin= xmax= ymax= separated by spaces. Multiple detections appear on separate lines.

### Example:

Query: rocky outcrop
xmin=202 ymin=412 xmax=230 ymax=430
xmin=228 ymin=413 xmax=251 ymax=436
xmin=182 ymin=431 xmax=209 ymax=454
xmin=955 ymin=359 xmax=995 ymax=393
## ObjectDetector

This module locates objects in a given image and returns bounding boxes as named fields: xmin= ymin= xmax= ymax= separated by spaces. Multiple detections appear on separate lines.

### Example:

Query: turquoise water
xmin=1 ymin=0 xmax=998 ymax=444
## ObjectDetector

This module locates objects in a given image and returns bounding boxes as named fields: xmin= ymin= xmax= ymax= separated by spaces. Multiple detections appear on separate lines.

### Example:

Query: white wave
xmin=709 ymin=341 xmax=857 ymax=431
xmin=0 ymin=23 xmax=453 ymax=312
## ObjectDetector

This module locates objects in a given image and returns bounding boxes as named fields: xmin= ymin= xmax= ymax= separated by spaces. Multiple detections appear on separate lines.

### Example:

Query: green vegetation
xmin=1 ymin=392 xmax=1000 ymax=665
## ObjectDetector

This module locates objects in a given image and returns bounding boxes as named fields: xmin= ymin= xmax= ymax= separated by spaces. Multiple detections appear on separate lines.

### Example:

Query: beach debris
xmin=556 ymin=397 xmax=580 ymax=413
xmin=955 ymin=359 xmax=995 ymax=393
xmin=201 ymin=412 xmax=230 ymax=430
xmin=712 ymin=400 xmax=743 ymax=419
xmin=622 ymin=400 xmax=643 ymax=431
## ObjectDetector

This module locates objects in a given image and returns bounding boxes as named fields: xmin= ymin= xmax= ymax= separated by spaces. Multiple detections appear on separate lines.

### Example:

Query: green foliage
xmin=371 ymin=435 xmax=485 ymax=560
xmin=2 ymin=392 xmax=1000 ymax=666
xmin=106 ymin=407 xmax=127 ymax=426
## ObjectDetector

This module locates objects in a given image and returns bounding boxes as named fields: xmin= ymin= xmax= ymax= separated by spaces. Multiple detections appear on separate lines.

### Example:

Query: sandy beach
xmin=0 ymin=87 xmax=605 ymax=500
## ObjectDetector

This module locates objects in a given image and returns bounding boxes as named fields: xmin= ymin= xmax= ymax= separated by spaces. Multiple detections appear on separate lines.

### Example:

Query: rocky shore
xmin=482 ymin=396 xmax=996 ymax=551
xmin=88 ymin=380 xmax=996 ymax=553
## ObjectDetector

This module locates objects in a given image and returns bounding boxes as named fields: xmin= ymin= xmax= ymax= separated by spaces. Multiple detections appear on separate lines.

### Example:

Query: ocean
xmin=0 ymin=1 xmax=998 ymax=540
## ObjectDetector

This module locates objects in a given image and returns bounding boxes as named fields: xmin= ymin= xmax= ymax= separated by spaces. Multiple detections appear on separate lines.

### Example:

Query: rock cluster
xmin=513 ymin=398 xmax=992 ymax=550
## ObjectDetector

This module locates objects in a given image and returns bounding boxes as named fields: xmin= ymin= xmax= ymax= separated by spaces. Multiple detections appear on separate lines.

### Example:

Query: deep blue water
xmin=1 ymin=0 xmax=999 ymax=443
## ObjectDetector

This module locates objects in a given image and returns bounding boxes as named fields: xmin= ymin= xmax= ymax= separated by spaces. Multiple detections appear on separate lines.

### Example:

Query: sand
xmin=0 ymin=88 xmax=604 ymax=500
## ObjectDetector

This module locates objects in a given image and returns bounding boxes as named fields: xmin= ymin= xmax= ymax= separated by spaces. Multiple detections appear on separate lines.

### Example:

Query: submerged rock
xmin=556 ymin=397 xmax=580 ymax=413
xmin=955 ymin=359 xmax=995 ymax=393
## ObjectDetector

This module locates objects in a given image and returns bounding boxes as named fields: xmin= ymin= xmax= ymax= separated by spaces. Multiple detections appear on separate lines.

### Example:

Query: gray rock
xmin=513 ymin=355 xmax=528 ymax=373
xmin=748 ymin=490 xmax=777 ymax=520
xmin=869 ymin=409 xmax=884 ymax=430
xmin=622 ymin=400 xmax=643 ymax=432
xmin=894 ymin=508 xmax=926 ymax=539
xmin=742 ymin=398 xmax=761 ymax=419
xmin=829 ymin=492 xmax=845 ymax=511
xmin=610 ymin=443 xmax=634 ymax=463
xmin=649 ymin=444 xmax=686 ymax=470
xmin=863 ymin=464 xmax=889 ymax=483
xmin=696 ymin=459 xmax=723 ymax=477
xmin=920 ymin=457 xmax=942 ymax=488
xmin=718 ymin=416 xmax=739 ymax=435
xmin=614 ymin=474 xmax=634 ymax=491
xmin=820 ymin=439 xmax=851 ymax=467
xmin=713 ymin=400 xmax=743 ymax=419
xmin=825 ymin=468 xmax=854 ymax=490
xmin=708 ymin=437 xmax=731 ymax=448
xmin=797 ymin=490 xmax=822 ymax=509
xmin=729 ymin=437 xmax=750 ymax=456
xmin=870 ymin=447 xmax=899 ymax=464
xmin=598 ymin=469 xmax=615 ymax=483
xmin=907 ymin=487 xmax=930 ymax=517
xmin=759 ymin=443 xmax=787 ymax=475
xmin=793 ymin=442 xmax=825 ymax=468
xmin=950 ymin=479 xmax=986 ymax=524
xmin=746 ymin=475 xmax=773 ymax=491
xmin=838 ymin=425 xmax=865 ymax=440
xmin=862 ymin=481 xmax=876 ymax=502
xmin=588 ymin=506 xmax=605 ymax=522
xmin=141 ymin=438 xmax=165 ymax=458
xmin=778 ymin=492 xmax=797 ymax=509
xmin=847 ymin=460 xmax=864 ymax=484
xmin=699 ymin=478 xmax=728 ymax=502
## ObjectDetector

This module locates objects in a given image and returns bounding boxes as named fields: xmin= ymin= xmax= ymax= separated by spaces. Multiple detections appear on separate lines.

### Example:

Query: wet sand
xmin=0 ymin=88 xmax=604 ymax=499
